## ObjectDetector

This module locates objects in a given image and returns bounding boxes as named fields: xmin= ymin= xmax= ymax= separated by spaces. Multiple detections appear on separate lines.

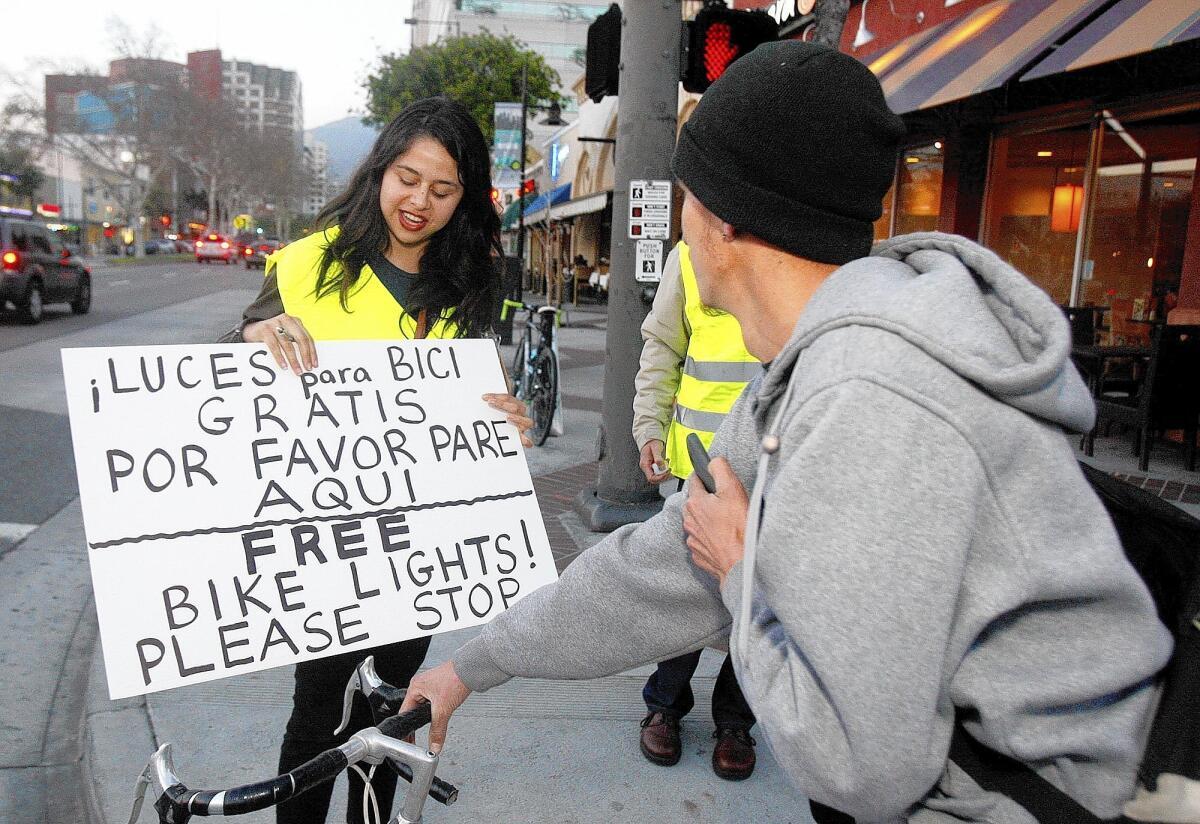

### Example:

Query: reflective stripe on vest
xmin=683 ymin=356 xmax=763 ymax=383
xmin=664 ymin=242 xmax=759 ymax=479
xmin=271 ymin=227 xmax=458 ymax=341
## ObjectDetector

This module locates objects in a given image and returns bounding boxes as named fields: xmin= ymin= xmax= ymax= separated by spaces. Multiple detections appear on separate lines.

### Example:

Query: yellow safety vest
xmin=665 ymin=243 xmax=760 ymax=479
xmin=268 ymin=227 xmax=459 ymax=340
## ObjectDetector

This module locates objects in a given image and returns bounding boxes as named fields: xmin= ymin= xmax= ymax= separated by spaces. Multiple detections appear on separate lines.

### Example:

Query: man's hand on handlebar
xmin=398 ymin=661 xmax=472 ymax=755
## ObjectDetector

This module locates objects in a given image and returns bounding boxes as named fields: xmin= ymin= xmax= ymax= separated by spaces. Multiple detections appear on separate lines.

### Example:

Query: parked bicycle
xmin=501 ymin=298 xmax=560 ymax=446
xmin=129 ymin=657 xmax=457 ymax=824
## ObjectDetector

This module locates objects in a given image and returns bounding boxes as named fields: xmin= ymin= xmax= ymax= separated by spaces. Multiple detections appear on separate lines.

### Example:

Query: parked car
xmin=194 ymin=233 xmax=235 ymax=264
xmin=0 ymin=217 xmax=91 ymax=324
xmin=143 ymin=238 xmax=176 ymax=255
xmin=243 ymin=238 xmax=284 ymax=270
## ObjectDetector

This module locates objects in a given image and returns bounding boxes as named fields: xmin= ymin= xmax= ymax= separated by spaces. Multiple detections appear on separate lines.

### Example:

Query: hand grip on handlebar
xmin=377 ymin=704 xmax=433 ymax=740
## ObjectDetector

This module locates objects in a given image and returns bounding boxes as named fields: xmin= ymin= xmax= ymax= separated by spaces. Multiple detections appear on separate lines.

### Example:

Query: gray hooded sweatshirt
xmin=453 ymin=233 xmax=1173 ymax=822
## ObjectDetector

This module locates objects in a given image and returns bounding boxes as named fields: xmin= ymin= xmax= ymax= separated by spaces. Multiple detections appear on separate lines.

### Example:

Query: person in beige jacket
xmin=632 ymin=241 xmax=759 ymax=781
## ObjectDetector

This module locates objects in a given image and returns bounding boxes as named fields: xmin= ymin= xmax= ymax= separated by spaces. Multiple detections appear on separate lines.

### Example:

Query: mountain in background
xmin=306 ymin=116 xmax=379 ymax=186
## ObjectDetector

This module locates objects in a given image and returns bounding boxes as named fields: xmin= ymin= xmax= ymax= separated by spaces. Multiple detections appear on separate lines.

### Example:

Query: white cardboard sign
xmin=61 ymin=340 xmax=557 ymax=699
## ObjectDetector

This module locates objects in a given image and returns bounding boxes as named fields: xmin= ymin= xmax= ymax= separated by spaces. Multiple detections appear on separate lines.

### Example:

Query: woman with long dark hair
xmin=227 ymin=96 xmax=531 ymax=824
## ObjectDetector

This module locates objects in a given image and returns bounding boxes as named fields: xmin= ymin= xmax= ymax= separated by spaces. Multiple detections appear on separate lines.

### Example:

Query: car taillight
xmin=221 ymin=242 xmax=230 ymax=249
xmin=2 ymin=250 xmax=19 ymax=269
xmin=244 ymin=247 xmax=252 ymax=255
xmin=196 ymin=240 xmax=204 ymax=247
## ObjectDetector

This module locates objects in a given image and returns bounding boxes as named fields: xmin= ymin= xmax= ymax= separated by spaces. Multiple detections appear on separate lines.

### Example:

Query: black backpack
xmin=948 ymin=463 xmax=1200 ymax=823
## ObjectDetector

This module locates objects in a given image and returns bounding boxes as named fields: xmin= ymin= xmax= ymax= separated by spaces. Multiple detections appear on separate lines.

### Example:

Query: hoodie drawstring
xmin=737 ymin=363 xmax=802 ymax=667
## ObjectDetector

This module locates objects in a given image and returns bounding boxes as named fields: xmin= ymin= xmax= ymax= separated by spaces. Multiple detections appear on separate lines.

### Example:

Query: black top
xmin=364 ymin=251 xmax=417 ymax=309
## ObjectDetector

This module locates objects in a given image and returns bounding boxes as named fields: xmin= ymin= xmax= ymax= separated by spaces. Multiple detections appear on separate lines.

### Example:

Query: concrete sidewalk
xmin=78 ymin=301 xmax=816 ymax=824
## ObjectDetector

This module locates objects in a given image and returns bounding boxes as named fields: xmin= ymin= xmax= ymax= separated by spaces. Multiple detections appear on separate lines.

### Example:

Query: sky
xmin=2 ymin=1 xmax=416 ymax=130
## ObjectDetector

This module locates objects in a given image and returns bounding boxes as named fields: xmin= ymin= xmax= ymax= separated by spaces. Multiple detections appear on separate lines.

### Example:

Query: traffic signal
xmin=521 ymin=179 xmax=537 ymax=197
xmin=681 ymin=3 xmax=778 ymax=94
xmin=585 ymin=4 xmax=621 ymax=103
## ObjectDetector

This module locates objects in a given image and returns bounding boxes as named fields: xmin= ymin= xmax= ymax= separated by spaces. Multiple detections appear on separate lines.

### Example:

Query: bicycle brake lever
xmin=129 ymin=743 xmax=183 ymax=824
xmin=335 ymin=655 xmax=408 ymax=735
xmin=128 ymin=770 xmax=151 ymax=824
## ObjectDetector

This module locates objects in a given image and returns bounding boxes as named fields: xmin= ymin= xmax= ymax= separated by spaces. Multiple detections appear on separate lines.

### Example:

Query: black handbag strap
xmin=949 ymin=712 xmax=1112 ymax=823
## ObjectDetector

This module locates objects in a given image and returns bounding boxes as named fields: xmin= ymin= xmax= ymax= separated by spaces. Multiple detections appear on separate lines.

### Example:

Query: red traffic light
xmin=521 ymin=179 xmax=537 ymax=196
xmin=681 ymin=4 xmax=777 ymax=94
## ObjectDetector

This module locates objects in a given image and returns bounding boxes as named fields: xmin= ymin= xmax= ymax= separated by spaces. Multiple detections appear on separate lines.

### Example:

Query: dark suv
xmin=0 ymin=218 xmax=91 ymax=324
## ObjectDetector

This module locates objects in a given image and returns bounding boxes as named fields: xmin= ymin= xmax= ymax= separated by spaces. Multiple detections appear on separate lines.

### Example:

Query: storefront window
xmin=894 ymin=142 xmax=943 ymax=235
xmin=983 ymin=126 xmax=1092 ymax=305
xmin=874 ymin=185 xmax=894 ymax=242
xmin=1078 ymin=110 xmax=1199 ymax=317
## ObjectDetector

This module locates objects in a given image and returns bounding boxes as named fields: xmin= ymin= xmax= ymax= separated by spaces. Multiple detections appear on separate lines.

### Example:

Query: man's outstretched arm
xmin=399 ymin=455 xmax=751 ymax=751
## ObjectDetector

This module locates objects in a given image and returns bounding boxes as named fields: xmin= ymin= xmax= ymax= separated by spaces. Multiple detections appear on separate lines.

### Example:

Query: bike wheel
xmin=509 ymin=334 xmax=530 ymax=400
xmin=528 ymin=348 xmax=558 ymax=446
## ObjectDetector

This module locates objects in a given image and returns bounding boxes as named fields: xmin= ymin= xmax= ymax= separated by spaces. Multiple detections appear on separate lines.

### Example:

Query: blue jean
xmin=642 ymin=650 xmax=755 ymax=730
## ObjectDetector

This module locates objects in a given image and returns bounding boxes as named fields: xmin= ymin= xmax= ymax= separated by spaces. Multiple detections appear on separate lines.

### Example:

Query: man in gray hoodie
xmin=401 ymin=42 xmax=1173 ymax=822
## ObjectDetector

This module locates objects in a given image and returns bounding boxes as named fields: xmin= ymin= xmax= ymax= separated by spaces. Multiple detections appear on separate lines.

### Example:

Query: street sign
xmin=635 ymin=239 xmax=664 ymax=283
xmin=628 ymin=179 xmax=671 ymax=240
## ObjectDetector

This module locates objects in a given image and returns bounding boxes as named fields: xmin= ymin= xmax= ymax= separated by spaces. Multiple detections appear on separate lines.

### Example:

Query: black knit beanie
xmin=672 ymin=40 xmax=906 ymax=265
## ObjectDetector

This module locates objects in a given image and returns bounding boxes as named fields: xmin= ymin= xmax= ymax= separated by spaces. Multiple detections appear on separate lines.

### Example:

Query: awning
xmin=868 ymin=0 xmax=1112 ymax=113
xmin=522 ymin=183 xmax=572 ymax=224
xmin=1022 ymin=0 xmax=1200 ymax=81
xmin=549 ymin=191 xmax=610 ymax=221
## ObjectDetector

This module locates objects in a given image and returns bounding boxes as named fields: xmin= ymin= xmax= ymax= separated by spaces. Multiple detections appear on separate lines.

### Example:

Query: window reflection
xmin=1080 ymin=111 xmax=1198 ymax=319
xmin=983 ymin=126 xmax=1091 ymax=305
xmin=894 ymin=142 xmax=943 ymax=235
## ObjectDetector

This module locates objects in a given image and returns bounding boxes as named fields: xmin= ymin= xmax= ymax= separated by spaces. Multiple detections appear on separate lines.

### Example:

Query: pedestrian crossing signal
xmin=681 ymin=4 xmax=778 ymax=94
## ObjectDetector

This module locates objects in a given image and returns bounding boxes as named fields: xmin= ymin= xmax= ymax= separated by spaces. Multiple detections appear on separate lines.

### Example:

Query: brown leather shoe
xmin=639 ymin=712 xmax=682 ymax=766
xmin=712 ymin=727 xmax=756 ymax=780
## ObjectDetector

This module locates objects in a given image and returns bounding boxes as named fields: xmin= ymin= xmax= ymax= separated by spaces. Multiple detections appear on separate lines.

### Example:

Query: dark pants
xmin=642 ymin=650 xmax=755 ymax=730
xmin=277 ymin=637 xmax=431 ymax=824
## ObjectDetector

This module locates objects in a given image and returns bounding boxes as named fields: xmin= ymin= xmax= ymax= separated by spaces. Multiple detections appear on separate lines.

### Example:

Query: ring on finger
xmin=275 ymin=324 xmax=296 ymax=342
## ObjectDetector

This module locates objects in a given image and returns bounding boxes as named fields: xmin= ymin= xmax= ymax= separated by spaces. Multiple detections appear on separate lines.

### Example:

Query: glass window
xmin=1078 ymin=110 xmax=1199 ymax=317
xmin=983 ymin=126 xmax=1091 ymax=305
xmin=9 ymin=222 xmax=30 ymax=252
xmin=894 ymin=142 xmax=943 ymax=235
xmin=29 ymin=227 xmax=53 ymax=255
xmin=874 ymin=185 xmax=894 ymax=242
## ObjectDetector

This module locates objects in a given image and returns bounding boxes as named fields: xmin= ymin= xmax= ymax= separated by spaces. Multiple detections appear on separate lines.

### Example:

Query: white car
xmin=194 ymin=233 xmax=235 ymax=264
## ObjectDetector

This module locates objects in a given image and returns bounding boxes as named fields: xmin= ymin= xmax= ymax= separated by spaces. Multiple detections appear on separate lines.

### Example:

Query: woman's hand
xmin=243 ymin=314 xmax=318 ymax=374
xmin=682 ymin=458 xmax=749 ymax=587
xmin=483 ymin=393 xmax=534 ymax=448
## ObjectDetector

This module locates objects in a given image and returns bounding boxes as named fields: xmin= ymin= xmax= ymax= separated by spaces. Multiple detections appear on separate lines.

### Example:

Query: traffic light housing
xmin=521 ymin=179 xmax=537 ymax=197
xmin=585 ymin=3 xmax=621 ymax=103
xmin=681 ymin=4 xmax=778 ymax=94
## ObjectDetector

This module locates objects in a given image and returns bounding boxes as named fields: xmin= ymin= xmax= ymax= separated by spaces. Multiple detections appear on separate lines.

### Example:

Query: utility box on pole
xmin=575 ymin=0 xmax=680 ymax=531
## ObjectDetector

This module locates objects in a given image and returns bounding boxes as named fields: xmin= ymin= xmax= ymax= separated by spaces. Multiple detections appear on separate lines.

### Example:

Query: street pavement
xmin=0 ymin=276 xmax=818 ymax=824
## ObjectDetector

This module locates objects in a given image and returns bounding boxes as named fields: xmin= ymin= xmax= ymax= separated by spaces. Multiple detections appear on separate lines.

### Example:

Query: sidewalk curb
xmin=82 ymin=624 xmax=157 ymax=824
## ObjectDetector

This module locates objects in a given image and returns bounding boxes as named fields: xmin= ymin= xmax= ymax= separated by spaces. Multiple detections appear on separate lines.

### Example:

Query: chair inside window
xmin=1084 ymin=324 xmax=1200 ymax=472
xmin=1062 ymin=305 xmax=1098 ymax=347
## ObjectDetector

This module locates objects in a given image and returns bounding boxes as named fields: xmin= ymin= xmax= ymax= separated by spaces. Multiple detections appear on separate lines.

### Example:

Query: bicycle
xmin=501 ymin=298 xmax=560 ymax=446
xmin=129 ymin=656 xmax=457 ymax=824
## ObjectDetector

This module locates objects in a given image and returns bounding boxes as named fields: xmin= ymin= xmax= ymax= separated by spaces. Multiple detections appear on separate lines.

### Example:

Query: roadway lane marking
xmin=163 ymin=272 xmax=178 ymax=279
xmin=110 ymin=279 xmax=130 ymax=286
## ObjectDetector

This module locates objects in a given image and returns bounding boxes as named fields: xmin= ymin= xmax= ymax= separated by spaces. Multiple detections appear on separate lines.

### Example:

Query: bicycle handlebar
xmin=130 ymin=704 xmax=453 ymax=824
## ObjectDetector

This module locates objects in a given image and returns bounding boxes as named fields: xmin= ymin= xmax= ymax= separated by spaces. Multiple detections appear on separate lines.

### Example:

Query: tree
xmin=38 ymin=20 xmax=190 ymax=256
xmin=363 ymin=32 xmax=560 ymax=144
xmin=0 ymin=107 xmax=45 ymax=210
